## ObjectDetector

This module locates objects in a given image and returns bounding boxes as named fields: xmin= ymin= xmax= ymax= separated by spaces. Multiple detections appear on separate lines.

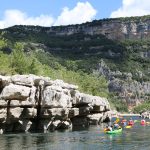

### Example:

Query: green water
xmin=0 ymin=119 xmax=149 ymax=150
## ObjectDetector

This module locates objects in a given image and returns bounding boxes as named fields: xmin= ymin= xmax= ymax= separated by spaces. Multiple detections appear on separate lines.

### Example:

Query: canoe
xmin=105 ymin=128 xmax=122 ymax=134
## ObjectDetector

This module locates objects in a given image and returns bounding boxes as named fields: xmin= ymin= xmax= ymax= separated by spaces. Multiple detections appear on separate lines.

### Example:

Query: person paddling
xmin=113 ymin=122 xmax=120 ymax=129
xmin=140 ymin=119 xmax=146 ymax=125
xmin=121 ymin=118 xmax=127 ymax=126
xmin=128 ymin=118 xmax=134 ymax=126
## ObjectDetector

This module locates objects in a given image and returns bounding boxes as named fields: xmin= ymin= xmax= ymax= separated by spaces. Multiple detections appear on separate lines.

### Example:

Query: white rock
xmin=52 ymin=79 xmax=78 ymax=90
xmin=0 ymin=100 xmax=7 ymax=107
xmin=1 ymin=84 xmax=31 ymax=100
xmin=11 ymin=74 xmax=34 ymax=87
xmin=42 ymin=86 xmax=72 ymax=108
xmin=0 ymin=108 xmax=7 ymax=121
xmin=9 ymin=108 xmax=23 ymax=120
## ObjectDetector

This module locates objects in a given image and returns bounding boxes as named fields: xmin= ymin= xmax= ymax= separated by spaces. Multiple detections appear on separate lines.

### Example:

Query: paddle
xmin=114 ymin=117 xmax=120 ymax=123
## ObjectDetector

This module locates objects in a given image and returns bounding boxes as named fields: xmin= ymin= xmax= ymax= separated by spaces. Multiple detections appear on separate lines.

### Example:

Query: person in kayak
xmin=140 ymin=119 xmax=146 ymax=125
xmin=113 ymin=122 xmax=120 ymax=129
xmin=128 ymin=118 xmax=134 ymax=126
xmin=121 ymin=118 xmax=127 ymax=126
xmin=108 ymin=126 xmax=113 ymax=131
xmin=106 ymin=125 xmax=113 ymax=131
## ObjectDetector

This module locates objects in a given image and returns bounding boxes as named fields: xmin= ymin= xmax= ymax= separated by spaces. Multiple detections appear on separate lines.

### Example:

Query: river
xmin=0 ymin=117 xmax=149 ymax=150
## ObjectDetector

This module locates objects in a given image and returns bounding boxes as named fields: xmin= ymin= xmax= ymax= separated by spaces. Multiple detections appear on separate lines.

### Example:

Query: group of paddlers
xmin=106 ymin=118 xmax=148 ymax=131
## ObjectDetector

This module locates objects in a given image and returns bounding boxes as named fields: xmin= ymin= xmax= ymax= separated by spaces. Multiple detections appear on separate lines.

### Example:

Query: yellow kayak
xmin=126 ymin=125 xmax=132 ymax=128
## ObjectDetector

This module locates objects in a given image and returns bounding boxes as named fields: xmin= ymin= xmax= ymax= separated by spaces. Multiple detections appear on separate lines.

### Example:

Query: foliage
xmin=0 ymin=32 xmax=7 ymax=49
xmin=11 ymin=42 xmax=28 ymax=74
xmin=0 ymin=41 xmax=109 ymax=98
xmin=108 ymin=93 xmax=128 ymax=112
xmin=133 ymin=100 xmax=150 ymax=113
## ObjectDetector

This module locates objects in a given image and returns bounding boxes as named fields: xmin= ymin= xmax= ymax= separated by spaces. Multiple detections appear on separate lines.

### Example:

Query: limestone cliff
xmin=4 ymin=15 xmax=150 ymax=41
xmin=48 ymin=18 xmax=150 ymax=40
xmin=0 ymin=74 xmax=110 ymax=133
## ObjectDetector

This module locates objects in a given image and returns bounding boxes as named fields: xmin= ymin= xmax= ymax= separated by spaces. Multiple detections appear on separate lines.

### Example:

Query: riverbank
xmin=119 ymin=114 xmax=141 ymax=117
xmin=110 ymin=111 xmax=141 ymax=118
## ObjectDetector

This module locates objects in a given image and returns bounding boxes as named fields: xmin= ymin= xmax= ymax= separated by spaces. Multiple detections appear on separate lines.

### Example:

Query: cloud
xmin=110 ymin=0 xmax=150 ymax=18
xmin=0 ymin=10 xmax=54 ymax=29
xmin=0 ymin=2 xmax=97 ymax=29
xmin=54 ymin=2 xmax=97 ymax=26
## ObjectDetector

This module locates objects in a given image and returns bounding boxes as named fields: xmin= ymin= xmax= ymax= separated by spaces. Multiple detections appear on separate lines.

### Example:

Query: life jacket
xmin=140 ymin=120 xmax=146 ymax=125
xmin=121 ymin=119 xmax=127 ymax=123
xmin=128 ymin=120 xmax=134 ymax=125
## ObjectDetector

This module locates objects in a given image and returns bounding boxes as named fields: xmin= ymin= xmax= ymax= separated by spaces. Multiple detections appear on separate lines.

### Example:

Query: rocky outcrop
xmin=141 ymin=111 xmax=150 ymax=119
xmin=96 ymin=60 xmax=150 ymax=108
xmin=6 ymin=16 xmax=150 ymax=41
xmin=0 ymin=74 xmax=110 ymax=133
xmin=54 ymin=18 xmax=150 ymax=40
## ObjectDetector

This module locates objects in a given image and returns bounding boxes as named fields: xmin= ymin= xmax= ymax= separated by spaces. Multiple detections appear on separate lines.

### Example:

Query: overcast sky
xmin=0 ymin=0 xmax=150 ymax=28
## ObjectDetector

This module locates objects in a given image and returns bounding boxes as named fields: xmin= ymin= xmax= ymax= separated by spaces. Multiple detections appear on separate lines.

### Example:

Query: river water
xmin=0 ymin=117 xmax=149 ymax=150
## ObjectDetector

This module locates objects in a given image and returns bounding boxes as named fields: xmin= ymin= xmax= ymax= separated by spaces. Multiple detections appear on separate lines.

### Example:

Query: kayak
xmin=105 ymin=128 xmax=122 ymax=134
xmin=126 ymin=125 xmax=132 ymax=128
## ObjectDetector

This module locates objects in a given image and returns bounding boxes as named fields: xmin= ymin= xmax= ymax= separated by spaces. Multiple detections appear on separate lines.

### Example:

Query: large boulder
xmin=42 ymin=86 xmax=72 ymax=108
xmin=73 ymin=92 xmax=110 ymax=110
xmin=1 ymin=84 xmax=31 ymax=100
xmin=11 ymin=75 xmax=35 ymax=87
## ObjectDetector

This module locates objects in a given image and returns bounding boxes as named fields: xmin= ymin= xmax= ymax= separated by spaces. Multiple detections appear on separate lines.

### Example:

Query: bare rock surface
xmin=0 ymin=74 xmax=110 ymax=133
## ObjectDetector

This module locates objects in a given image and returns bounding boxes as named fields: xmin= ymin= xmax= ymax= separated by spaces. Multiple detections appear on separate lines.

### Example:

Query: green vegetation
xmin=3 ymin=25 xmax=149 ymax=81
xmin=0 ymin=36 xmax=108 ymax=98
xmin=1 ymin=16 xmax=150 ymax=112
xmin=108 ymin=93 xmax=128 ymax=112
xmin=133 ymin=100 xmax=150 ymax=113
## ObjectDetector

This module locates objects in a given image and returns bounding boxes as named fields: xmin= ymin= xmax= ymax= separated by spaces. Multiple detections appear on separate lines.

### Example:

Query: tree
xmin=28 ymin=58 xmax=39 ymax=74
xmin=0 ymin=32 xmax=7 ymax=49
xmin=11 ymin=42 xmax=28 ymax=74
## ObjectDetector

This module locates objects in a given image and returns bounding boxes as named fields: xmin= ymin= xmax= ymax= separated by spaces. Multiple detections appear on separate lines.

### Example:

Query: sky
xmin=0 ymin=0 xmax=150 ymax=29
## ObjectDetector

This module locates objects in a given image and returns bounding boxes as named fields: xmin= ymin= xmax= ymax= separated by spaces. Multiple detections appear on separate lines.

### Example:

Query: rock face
xmin=97 ymin=60 xmax=150 ymax=108
xmin=0 ymin=74 xmax=110 ymax=133
xmin=5 ymin=16 xmax=150 ymax=41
